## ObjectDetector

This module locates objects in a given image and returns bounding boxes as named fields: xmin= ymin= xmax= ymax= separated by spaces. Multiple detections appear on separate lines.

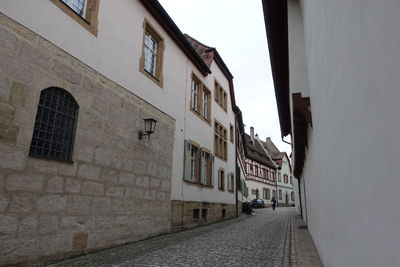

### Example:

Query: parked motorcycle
xmin=242 ymin=201 xmax=253 ymax=215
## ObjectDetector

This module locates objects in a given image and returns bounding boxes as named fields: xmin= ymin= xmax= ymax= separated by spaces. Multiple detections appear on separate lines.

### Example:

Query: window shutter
xmin=183 ymin=140 xmax=192 ymax=181
xmin=210 ymin=155 xmax=214 ymax=187
xmin=199 ymin=149 xmax=206 ymax=185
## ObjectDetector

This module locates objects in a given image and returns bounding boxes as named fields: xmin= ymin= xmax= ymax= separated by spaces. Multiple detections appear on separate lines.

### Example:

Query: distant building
xmin=235 ymin=108 xmax=249 ymax=208
xmin=243 ymin=127 xmax=277 ymax=205
xmin=262 ymin=138 xmax=295 ymax=207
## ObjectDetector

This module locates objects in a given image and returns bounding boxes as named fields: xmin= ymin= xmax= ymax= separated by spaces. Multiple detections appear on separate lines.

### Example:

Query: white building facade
xmin=275 ymin=154 xmax=295 ymax=207
xmin=0 ymin=0 xmax=237 ymax=264
xmin=243 ymin=129 xmax=277 ymax=206
xmin=264 ymin=0 xmax=400 ymax=266
xmin=171 ymin=35 xmax=238 ymax=230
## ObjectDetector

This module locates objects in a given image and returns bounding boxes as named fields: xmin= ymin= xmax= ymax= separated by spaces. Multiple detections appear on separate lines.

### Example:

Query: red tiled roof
xmin=261 ymin=139 xmax=289 ymax=169
xmin=183 ymin=34 xmax=237 ymax=114
xmin=244 ymin=134 xmax=276 ymax=169
xmin=184 ymin=34 xmax=215 ymax=67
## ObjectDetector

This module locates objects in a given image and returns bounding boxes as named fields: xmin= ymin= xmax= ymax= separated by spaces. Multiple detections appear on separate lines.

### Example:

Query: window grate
xmin=29 ymin=87 xmax=79 ymax=162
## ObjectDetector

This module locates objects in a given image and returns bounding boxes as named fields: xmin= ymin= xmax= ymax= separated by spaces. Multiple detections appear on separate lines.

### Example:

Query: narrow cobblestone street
xmin=42 ymin=207 xmax=321 ymax=267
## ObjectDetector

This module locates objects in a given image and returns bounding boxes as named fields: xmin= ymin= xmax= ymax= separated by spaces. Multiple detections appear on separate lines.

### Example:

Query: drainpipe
xmin=282 ymin=135 xmax=292 ymax=145
xmin=235 ymin=120 xmax=239 ymax=218
xmin=297 ymin=176 xmax=303 ymax=219
xmin=275 ymin=172 xmax=279 ymax=207
xmin=303 ymin=177 xmax=308 ymax=224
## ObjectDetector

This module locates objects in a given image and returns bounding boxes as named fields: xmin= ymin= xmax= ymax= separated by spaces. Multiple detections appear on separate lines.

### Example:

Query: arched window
xmin=29 ymin=87 xmax=79 ymax=162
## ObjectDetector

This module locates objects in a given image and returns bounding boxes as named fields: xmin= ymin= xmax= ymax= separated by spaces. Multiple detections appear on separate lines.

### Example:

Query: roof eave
xmin=213 ymin=49 xmax=237 ymax=112
xmin=262 ymin=0 xmax=291 ymax=137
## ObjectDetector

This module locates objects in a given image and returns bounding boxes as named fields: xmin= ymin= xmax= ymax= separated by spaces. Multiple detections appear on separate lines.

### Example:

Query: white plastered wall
xmin=173 ymin=60 xmax=237 ymax=205
xmin=276 ymin=155 xmax=295 ymax=206
xmin=289 ymin=0 xmax=400 ymax=266
xmin=0 ymin=1 xmax=236 ymax=206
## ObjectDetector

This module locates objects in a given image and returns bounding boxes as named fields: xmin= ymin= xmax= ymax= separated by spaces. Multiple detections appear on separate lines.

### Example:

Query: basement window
xmin=193 ymin=209 xmax=200 ymax=220
xmin=202 ymin=209 xmax=208 ymax=219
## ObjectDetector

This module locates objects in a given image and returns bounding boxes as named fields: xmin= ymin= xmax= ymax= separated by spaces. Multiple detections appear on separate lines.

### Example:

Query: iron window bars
xmin=29 ymin=87 xmax=79 ymax=162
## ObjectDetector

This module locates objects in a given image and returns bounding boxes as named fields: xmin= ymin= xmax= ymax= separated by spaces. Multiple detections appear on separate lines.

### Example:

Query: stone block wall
xmin=171 ymin=200 xmax=236 ymax=232
xmin=0 ymin=13 xmax=175 ymax=265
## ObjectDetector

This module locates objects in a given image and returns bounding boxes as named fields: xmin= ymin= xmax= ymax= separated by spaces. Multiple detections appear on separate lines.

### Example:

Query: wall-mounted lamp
xmin=138 ymin=118 xmax=157 ymax=140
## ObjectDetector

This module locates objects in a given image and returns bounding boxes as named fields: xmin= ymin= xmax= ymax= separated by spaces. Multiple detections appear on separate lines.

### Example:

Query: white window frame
xmin=202 ymin=90 xmax=208 ymax=119
xmin=190 ymin=145 xmax=199 ymax=181
xmin=191 ymin=79 xmax=199 ymax=111
xmin=144 ymin=32 xmax=158 ymax=76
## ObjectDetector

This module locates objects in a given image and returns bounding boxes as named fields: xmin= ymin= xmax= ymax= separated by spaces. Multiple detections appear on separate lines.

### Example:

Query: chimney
xmin=266 ymin=137 xmax=271 ymax=143
xmin=255 ymin=133 xmax=259 ymax=140
xmin=250 ymin=127 xmax=255 ymax=144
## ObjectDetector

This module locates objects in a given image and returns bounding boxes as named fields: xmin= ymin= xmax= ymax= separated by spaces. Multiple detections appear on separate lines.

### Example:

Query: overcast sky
xmin=158 ymin=0 xmax=291 ymax=153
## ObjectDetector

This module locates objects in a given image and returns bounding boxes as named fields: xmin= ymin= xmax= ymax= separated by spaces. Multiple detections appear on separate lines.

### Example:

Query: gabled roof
xmin=244 ymin=134 xmax=276 ymax=169
xmin=184 ymin=34 xmax=214 ymax=67
xmin=263 ymin=139 xmax=280 ymax=154
xmin=140 ymin=1 xmax=240 ymax=117
xmin=184 ymin=34 xmax=237 ymax=113
xmin=261 ymin=139 xmax=291 ymax=172
xmin=184 ymin=34 xmax=234 ymax=80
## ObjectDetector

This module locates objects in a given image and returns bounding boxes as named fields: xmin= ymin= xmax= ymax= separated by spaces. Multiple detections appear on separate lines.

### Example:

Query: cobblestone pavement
xmin=45 ymin=207 xmax=320 ymax=267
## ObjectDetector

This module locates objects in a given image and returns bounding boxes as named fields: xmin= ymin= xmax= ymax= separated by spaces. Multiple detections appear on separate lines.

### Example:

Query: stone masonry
xmin=0 ymin=13 xmax=175 ymax=265
xmin=171 ymin=200 xmax=236 ymax=232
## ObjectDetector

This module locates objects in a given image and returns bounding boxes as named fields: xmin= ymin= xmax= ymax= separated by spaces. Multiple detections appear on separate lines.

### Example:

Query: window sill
xmin=184 ymin=180 xmax=213 ymax=189
xmin=50 ymin=0 xmax=99 ymax=36
xmin=216 ymin=103 xmax=228 ymax=113
xmin=139 ymin=67 xmax=164 ymax=88
xmin=190 ymin=108 xmax=211 ymax=126
xmin=214 ymin=154 xmax=227 ymax=162
xmin=28 ymin=154 xmax=74 ymax=164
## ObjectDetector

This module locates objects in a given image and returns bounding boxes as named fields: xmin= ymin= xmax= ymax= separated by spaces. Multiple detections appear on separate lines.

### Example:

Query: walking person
xmin=271 ymin=196 xmax=277 ymax=210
